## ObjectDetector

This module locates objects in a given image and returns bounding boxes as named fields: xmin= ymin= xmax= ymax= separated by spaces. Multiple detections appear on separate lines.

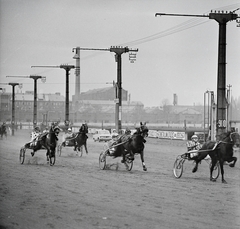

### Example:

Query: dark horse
xmin=112 ymin=122 xmax=149 ymax=171
xmin=62 ymin=123 xmax=89 ymax=154
xmin=0 ymin=124 xmax=7 ymax=139
xmin=192 ymin=131 xmax=240 ymax=183
xmin=26 ymin=124 xmax=61 ymax=165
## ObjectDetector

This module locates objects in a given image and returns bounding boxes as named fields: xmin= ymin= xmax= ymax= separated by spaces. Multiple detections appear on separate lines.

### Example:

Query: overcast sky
xmin=1 ymin=0 xmax=240 ymax=107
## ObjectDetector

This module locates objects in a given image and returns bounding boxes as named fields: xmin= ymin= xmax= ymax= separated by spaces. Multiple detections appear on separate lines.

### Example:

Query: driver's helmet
xmin=34 ymin=126 xmax=40 ymax=132
xmin=191 ymin=135 xmax=198 ymax=142
xmin=68 ymin=128 xmax=72 ymax=133
xmin=125 ymin=128 xmax=131 ymax=135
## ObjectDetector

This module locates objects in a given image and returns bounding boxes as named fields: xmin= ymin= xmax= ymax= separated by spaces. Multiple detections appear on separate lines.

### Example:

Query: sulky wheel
xmin=19 ymin=147 xmax=26 ymax=164
xmin=210 ymin=161 xmax=220 ymax=180
xmin=57 ymin=143 xmax=63 ymax=157
xmin=124 ymin=154 xmax=134 ymax=171
xmin=99 ymin=151 xmax=107 ymax=170
xmin=173 ymin=157 xmax=185 ymax=178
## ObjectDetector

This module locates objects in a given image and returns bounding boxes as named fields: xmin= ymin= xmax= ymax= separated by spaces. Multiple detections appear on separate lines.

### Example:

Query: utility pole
xmin=31 ymin=64 xmax=75 ymax=129
xmin=7 ymin=75 xmax=46 ymax=128
xmin=155 ymin=10 xmax=239 ymax=135
xmin=75 ymin=46 xmax=138 ymax=133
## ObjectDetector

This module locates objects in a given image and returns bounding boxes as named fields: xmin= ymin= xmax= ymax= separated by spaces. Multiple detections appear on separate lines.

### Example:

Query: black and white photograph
xmin=0 ymin=0 xmax=240 ymax=228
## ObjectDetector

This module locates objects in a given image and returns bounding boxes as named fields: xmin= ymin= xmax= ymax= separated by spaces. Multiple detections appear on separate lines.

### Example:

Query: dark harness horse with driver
xmin=111 ymin=122 xmax=149 ymax=171
xmin=62 ymin=124 xmax=89 ymax=154
xmin=192 ymin=131 xmax=240 ymax=183
xmin=27 ymin=124 xmax=61 ymax=165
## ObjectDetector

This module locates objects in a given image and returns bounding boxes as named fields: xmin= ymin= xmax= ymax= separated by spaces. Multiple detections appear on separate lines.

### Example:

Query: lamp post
xmin=30 ymin=75 xmax=45 ymax=128
xmin=60 ymin=65 xmax=75 ymax=127
xmin=74 ymin=46 xmax=138 ymax=133
xmin=9 ymin=83 xmax=19 ymax=136
xmin=109 ymin=47 xmax=138 ymax=133
xmin=156 ymin=10 xmax=239 ymax=135
xmin=31 ymin=65 xmax=75 ymax=129
xmin=7 ymin=75 xmax=46 ymax=128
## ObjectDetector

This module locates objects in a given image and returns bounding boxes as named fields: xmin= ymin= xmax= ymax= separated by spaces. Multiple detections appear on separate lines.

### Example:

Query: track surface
xmin=0 ymin=130 xmax=240 ymax=229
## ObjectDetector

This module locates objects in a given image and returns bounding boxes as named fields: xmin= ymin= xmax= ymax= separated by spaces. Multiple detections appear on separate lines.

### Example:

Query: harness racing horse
xmin=62 ymin=124 xmax=89 ymax=154
xmin=75 ymin=124 xmax=89 ymax=154
xmin=112 ymin=122 xmax=149 ymax=171
xmin=29 ymin=125 xmax=61 ymax=165
xmin=192 ymin=131 xmax=240 ymax=183
xmin=0 ymin=124 xmax=7 ymax=139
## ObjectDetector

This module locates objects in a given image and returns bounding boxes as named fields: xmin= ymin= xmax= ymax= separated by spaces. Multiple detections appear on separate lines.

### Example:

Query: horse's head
xmin=52 ymin=125 xmax=61 ymax=137
xmin=230 ymin=132 xmax=240 ymax=147
xmin=219 ymin=131 xmax=240 ymax=148
xmin=79 ymin=124 xmax=87 ymax=134
xmin=138 ymin=122 xmax=148 ymax=138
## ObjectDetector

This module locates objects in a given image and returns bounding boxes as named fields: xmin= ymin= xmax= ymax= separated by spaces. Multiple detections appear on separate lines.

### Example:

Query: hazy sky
xmin=1 ymin=0 xmax=240 ymax=107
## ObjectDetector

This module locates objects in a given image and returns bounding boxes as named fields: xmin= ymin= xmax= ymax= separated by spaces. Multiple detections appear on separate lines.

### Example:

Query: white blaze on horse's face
xmin=53 ymin=127 xmax=60 ymax=136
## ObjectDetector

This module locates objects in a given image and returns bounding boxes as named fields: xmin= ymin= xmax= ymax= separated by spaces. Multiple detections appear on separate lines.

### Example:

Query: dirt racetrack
xmin=0 ymin=130 xmax=240 ymax=229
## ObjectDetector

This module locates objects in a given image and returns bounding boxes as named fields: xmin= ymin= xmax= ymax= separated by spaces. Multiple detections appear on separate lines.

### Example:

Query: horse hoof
xmin=192 ymin=168 xmax=197 ymax=173
xmin=143 ymin=167 xmax=147 ymax=171
xmin=121 ymin=160 xmax=125 ymax=163
xmin=229 ymin=164 xmax=235 ymax=168
xmin=222 ymin=180 xmax=227 ymax=184
xmin=210 ymin=178 xmax=216 ymax=182
xmin=31 ymin=152 xmax=34 ymax=157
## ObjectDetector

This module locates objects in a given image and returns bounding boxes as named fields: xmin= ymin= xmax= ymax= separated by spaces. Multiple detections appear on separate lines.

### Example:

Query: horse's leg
xmin=228 ymin=157 xmax=237 ymax=167
xmin=121 ymin=149 xmax=127 ymax=163
xmin=140 ymin=151 xmax=147 ymax=171
xmin=192 ymin=160 xmax=199 ymax=173
xmin=84 ymin=143 xmax=88 ymax=154
xmin=74 ymin=140 xmax=77 ymax=151
xmin=46 ymin=149 xmax=49 ymax=162
xmin=210 ymin=157 xmax=218 ymax=182
xmin=219 ymin=159 xmax=226 ymax=183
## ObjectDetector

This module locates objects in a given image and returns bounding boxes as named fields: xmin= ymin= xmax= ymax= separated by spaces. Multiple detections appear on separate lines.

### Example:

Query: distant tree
xmin=162 ymin=98 xmax=170 ymax=106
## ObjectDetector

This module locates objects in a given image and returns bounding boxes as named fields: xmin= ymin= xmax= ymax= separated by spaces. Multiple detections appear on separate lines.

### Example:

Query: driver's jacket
xmin=65 ymin=132 xmax=74 ymax=140
xmin=186 ymin=141 xmax=202 ymax=151
xmin=108 ymin=134 xmax=132 ymax=149
xmin=30 ymin=131 xmax=41 ymax=142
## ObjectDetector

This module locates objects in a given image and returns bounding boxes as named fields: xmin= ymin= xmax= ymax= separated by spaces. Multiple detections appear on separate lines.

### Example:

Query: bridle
xmin=138 ymin=126 xmax=148 ymax=138
xmin=218 ymin=132 xmax=239 ymax=146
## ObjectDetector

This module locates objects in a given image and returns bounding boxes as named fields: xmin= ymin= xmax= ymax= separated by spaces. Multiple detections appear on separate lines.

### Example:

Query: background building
xmin=1 ymin=87 xmax=239 ymax=130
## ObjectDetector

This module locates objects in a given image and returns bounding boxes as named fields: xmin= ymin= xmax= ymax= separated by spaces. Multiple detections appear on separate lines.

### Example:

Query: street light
xmin=74 ymin=46 xmax=138 ymax=133
xmin=7 ymin=75 xmax=46 ymax=128
xmin=30 ymin=75 xmax=46 ymax=127
xmin=31 ymin=65 xmax=75 ymax=129
xmin=9 ymin=83 xmax=20 ymax=136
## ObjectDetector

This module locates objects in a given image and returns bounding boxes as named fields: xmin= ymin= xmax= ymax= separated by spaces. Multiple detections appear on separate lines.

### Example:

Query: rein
xmin=66 ymin=134 xmax=78 ymax=141
xmin=109 ymin=139 xmax=130 ymax=149
xmin=66 ymin=131 xmax=86 ymax=141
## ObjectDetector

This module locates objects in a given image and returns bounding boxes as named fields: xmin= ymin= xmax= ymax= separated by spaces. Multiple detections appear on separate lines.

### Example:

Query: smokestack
xmin=173 ymin=93 xmax=178 ymax=106
xmin=73 ymin=47 xmax=80 ymax=96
